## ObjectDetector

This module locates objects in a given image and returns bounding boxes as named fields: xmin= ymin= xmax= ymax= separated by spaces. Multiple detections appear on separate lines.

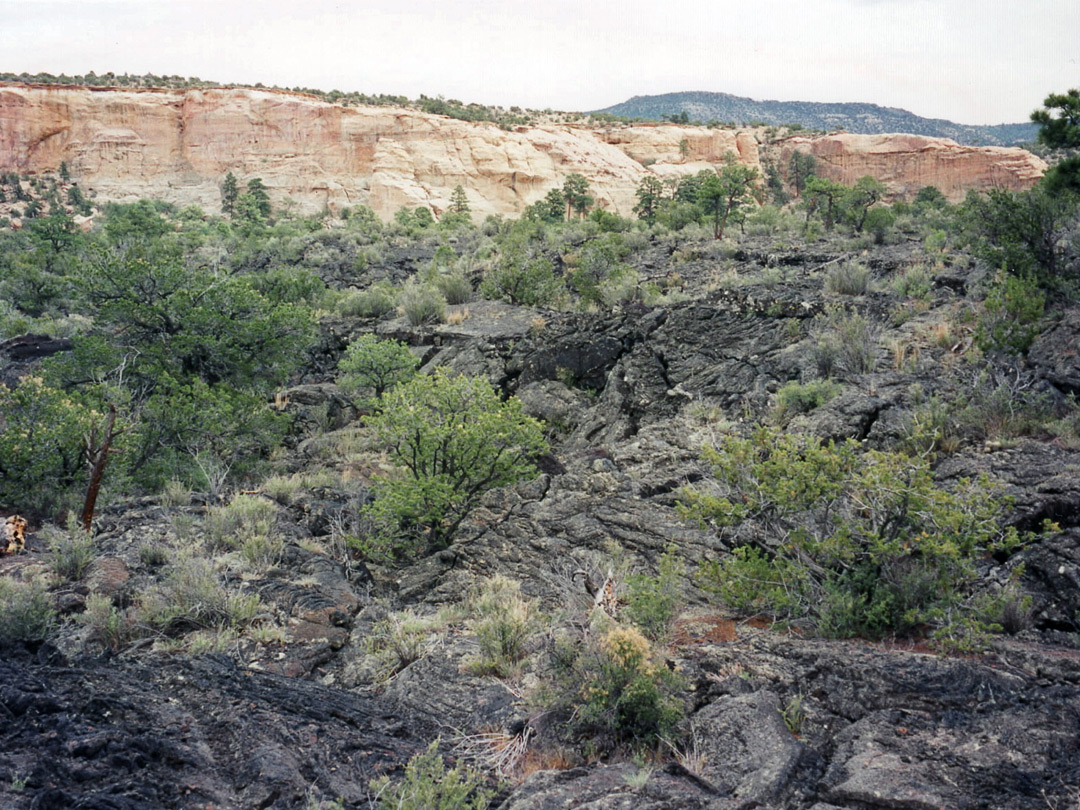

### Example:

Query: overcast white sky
xmin=3 ymin=0 xmax=1077 ymax=125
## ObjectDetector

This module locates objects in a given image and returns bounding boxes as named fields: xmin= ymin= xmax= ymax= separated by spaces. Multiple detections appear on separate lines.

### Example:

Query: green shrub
xmin=46 ymin=519 xmax=96 ymax=581
xmin=624 ymin=548 xmax=684 ymax=640
xmin=370 ymin=739 xmax=494 ymax=810
xmin=824 ymin=261 xmax=872 ymax=295
xmin=975 ymin=270 xmax=1045 ymax=354
xmin=680 ymin=425 xmax=1025 ymax=638
xmin=399 ymin=281 xmax=446 ymax=326
xmin=479 ymin=251 xmax=563 ymax=307
xmin=338 ymin=334 xmax=420 ymax=401
xmin=0 ymin=376 xmax=102 ymax=515
xmin=0 ymin=579 xmax=56 ymax=645
xmin=545 ymin=625 xmax=684 ymax=751
xmin=338 ymin=284 xmax=397 ymax=319
xmin=361 ymin=370 xmax=547 ymax=556
xmin=127 ymin=378 xmax=291 ymax=495
xmin=569 ymin=234 xmax=632 ymax=306
xmin=925 ymin=228 xmax=947 ymax=255
xmin=962 ymin=186 xmax=1078 ymax=293
xmin=773 ymin=379 xmax=840 ymax=423
xmin=467 ymin=576 xmax=538 ymax=676
xmin=434 ymin=271 xmax=472 ymax=305
xmin=864 ymin=207 xmax=896 ymax=244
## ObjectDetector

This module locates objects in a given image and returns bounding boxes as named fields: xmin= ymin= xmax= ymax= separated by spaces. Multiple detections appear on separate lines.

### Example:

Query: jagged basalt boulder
xmin=1028 ymin=307 xmax=1080 ymax=396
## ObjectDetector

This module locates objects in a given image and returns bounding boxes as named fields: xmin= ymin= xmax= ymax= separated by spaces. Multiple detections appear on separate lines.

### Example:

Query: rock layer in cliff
xmin=0 ymin=83 xmax=1046 ymax=218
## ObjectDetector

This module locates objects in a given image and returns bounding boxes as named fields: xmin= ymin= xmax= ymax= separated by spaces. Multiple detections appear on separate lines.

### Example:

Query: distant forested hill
xmin=596 ymin=91 xmax=1038 ymax=146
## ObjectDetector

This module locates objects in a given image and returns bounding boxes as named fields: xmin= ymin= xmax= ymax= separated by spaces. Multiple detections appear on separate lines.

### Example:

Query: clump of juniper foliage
xmin=370 ymin=739 xmax=494 ymax=810
xmin=624 ymin=547 xmax=685 ymax=641
xmin=338 ymin=334 xmax=420 ymax=401
xmin=359 ymin=370 xmax=548 ymax=557
xmin=679 ymin=425 xmax=1028 ymax=642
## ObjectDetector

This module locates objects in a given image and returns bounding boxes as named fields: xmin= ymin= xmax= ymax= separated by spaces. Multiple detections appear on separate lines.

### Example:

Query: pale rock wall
xmin=0 ymin=84 xmax=1046 ymax=219
xmin=779 ymin=133 xmax=1047 ymax=202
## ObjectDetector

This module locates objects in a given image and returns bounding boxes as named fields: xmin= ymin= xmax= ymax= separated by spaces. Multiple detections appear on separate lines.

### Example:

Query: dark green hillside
xmin=598 ymin=90 xmax=1039 ymax=145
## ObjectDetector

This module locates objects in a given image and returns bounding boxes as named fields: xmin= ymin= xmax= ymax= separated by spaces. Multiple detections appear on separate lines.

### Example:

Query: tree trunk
xmin=81 ymin=404 xmax=119 ymax=532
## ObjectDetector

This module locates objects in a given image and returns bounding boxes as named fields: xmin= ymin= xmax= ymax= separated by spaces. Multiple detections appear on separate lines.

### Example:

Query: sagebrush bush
xmin=261 ymin=473 xmax=304 ymax=505
xmin=958 ymin=372 xmax=1057 ymax=441
xmin=0 ymin=578 xmax=56 ymax=645
xmin=596 ymin=268 xmax=643 ymax=309
xmin=204 ymin=493 xmax=277 ymax=554
xmin=139 ymin=555 xmax=261 ymax=634
xmin=79 ymin=593 xmax=135 ymax=651
xmin=399 ymin=281 xmax=446 ymax=326
xmin=338 ymin=284 xmax=397 ymax=319
xmin=824 ymin=261 xmax=872 ymax=295
xmin=901 ymin=395 xmax=964 ymax=455
xmin=434 ymin=271 xmax=473 ymax=305
xmin=139 ymin=543 xmax=170 ymax=567
xmin=467 ymin=576 xmax=538 ymax=676
xmin=892 ymin=264 xmax=934 ymax=299
xmin=811 ymin=307 xmax=881 ymax=376
xmin=46 ymin=520 xmax=96 ymax=581
xmin=365 ymin=609 xmax=440 ymax=681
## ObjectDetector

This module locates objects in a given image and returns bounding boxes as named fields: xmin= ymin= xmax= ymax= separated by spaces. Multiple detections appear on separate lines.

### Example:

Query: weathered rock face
xmin=0 ymin=84 xmax=1045 ymax=218
xmin=0 ymin=84 xmax=727 ymax=220
xmin=780 ymin=133 xmax=1047 ymax=202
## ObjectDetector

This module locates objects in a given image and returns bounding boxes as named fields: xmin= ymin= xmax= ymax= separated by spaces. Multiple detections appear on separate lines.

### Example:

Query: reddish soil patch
xmin=672 ymin=614 xmax=773 ymax=645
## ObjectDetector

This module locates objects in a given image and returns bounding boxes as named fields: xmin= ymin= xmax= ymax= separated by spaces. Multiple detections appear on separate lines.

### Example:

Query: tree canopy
xmin=1032 ymin=89 xmax=1080 ymax=193
xmin=363 ymin=370 xmax=548 ymax=555
xmin=696 ymin=159 xmax=760 ymax=239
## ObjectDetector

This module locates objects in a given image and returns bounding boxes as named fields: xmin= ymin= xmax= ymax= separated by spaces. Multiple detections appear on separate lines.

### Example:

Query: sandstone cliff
xmin=0 ymin=84 xmax=1046 ymax=218
xmin=780 ymin=133 xmax=1048 ymax=202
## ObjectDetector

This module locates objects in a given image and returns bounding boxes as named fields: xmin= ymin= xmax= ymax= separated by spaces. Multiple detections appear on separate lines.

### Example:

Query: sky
xmin=2 ymin=0 xmax=1077 ymax=126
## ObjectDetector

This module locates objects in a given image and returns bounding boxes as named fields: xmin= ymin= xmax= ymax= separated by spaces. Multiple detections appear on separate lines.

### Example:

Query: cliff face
xmin=0 ymin=84 xmax=1046 ymax=218
xmin=780 ymin=133 xmax=1048 ymax=202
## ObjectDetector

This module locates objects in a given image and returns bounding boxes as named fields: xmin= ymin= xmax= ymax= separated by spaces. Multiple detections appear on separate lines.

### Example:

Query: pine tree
xmin=246 ymin=177 xmax=271 ymax=218
xmin=448 ymin=184 xmax=470 ymax=215
xmin=221 ymin=172 xmax=238 ymax=216
xmin=563 ymin=174 xmax=593 ymax=219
